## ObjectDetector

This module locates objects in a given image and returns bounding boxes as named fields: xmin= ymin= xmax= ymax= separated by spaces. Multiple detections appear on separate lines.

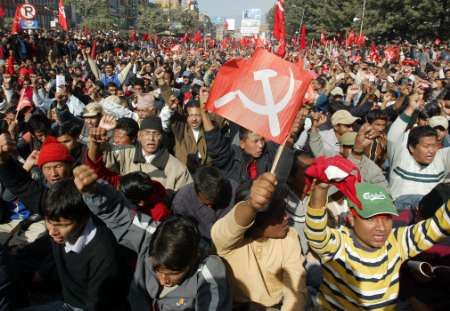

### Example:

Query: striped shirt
xmin=305 ymin=199 xmax=450 ymax=310
xmin=387 ymin=113 xmax=450 ymax=199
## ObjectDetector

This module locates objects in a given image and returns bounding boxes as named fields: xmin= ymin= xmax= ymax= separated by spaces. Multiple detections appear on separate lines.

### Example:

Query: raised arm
xmin=308 ymin=112 xmax=330 ymax=157
xmin=211 ymin=173 xmax=277 ymax=253
xmin=305 ymin=182 xmax=343 ymax=263
xmin=0 ymin=134 xmax=44 ymax=215
xmin=395 ymin=199 xmax=450 ymax=260
xmin=387 ymin=93 xmax=421 ymax=158
xmin=75 ymin=165 xmax=157 ymax=254
xmin=200 ymin=87 xmax=234 ymax=170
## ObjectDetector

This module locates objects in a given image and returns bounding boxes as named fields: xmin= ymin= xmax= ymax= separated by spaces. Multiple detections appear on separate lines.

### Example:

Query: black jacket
xmin=205 ymin=127 xmax=294 ymax=185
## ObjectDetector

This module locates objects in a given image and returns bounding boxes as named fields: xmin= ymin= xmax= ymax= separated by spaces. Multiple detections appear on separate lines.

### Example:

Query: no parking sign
xmin=20 ymin=3 xmax=37 ymax=20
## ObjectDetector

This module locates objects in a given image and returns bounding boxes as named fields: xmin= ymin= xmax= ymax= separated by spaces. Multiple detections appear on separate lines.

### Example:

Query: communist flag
xmin=206 ymin=48 xmax=313 ymax=143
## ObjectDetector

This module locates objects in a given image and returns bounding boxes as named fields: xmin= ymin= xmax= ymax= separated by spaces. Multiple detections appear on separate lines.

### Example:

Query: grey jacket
xmin=82 ymin=183 xmax=231 ymax=311
xmin=308 ymin=130 xmax=388 ymax=188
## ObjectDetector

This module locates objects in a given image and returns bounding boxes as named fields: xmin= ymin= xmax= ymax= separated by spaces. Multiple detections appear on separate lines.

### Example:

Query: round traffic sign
xmin=20 ymin=4 xmax=37 ymax=20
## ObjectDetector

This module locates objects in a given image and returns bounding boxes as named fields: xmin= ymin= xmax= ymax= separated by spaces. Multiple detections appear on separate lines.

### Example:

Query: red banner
xmin=206 ymin=49 xmax=313 ymax=144
xmin=58 ymin=0 xmax=68 ymax=31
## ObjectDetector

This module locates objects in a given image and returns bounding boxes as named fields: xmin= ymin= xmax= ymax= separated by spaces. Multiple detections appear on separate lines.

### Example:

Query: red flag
xmin=320 ymin=32 xmax=327 ymax=46
xmin=369 ymin=42 xmax=380 ymax=63
xmin=0 ymin=5 xmax=5 ymax=18
xmin=11 ymin=5 xmax=22 ymax=34
xmin=171 ymin=44 xmax=182 ymax=52
xmin=273 ymin=0 xmax=286 ymax=41
xmin=356 ymin=33 xmax=366 ymax=46
xmin=143 ymin=33 xmax=151 ymax=42
xmin=384 ymin=45 xmax=400 ymax=63
xmin=346 ymin=31 xmax=355 ymax=48
xmin=58 ymin=0 xmax=69 ymax=31
xmin=130 ymin=30 xmax=137 ymax=42
xmin=193 ymin=31 xmax=203 ymax=43
xmin=299 ymin=25 xmax=307 ymax=51
xmin=90 ymin=41 xmax=97 ymax=59
xmin=181 ymin=33 xmax=189 ymax=44
xmin=206 ymin=48 xmax=314 ymax=144
xmin=16 ymin=89 xmax=34 ymax=112
xmin=221 ymin=37 xmax=229 ymax=49
xmin=6 ymin=55 xmax=15 ymax=75
xmin=276 ymin=39 xmax=286 ymax=58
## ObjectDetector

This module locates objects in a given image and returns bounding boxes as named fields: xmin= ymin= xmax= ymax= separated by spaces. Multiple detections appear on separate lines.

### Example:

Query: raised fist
xmin=73 ymin=165 xmax=98 ymax=193
xmin=249 ymin=173 xmax=278 ymax=212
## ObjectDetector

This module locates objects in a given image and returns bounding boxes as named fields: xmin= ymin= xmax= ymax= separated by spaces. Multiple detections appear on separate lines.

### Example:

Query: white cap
xmin=429 ymin=116 xmax=449 ymax=130
xmin=330 ymin=87 xmax=344 ymax=97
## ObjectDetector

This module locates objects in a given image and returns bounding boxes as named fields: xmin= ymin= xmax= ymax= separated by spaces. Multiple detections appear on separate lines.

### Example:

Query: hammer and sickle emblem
xmin=214 ymin=68 xmax=299 ymax=136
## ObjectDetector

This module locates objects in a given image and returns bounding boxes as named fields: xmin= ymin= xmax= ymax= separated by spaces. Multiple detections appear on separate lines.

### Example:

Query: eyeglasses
xmin=140 ymin=130 xmax=161 ymax=138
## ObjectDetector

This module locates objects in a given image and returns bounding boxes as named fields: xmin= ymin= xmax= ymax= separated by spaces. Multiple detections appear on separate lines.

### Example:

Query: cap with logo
xmin=331 ymin=110 xmax=360 ymax=126
xmin=349 ymin=183 xmax=398 ymax=218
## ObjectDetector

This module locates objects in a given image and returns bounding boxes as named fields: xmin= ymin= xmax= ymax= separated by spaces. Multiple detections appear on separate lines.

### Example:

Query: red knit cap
xmin=36 ymin=136 xmax=74 ymax=168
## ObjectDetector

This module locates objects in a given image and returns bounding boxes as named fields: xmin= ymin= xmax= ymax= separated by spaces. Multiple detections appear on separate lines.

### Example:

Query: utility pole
xmin=359 ymin=0 xmax=367 ymax=37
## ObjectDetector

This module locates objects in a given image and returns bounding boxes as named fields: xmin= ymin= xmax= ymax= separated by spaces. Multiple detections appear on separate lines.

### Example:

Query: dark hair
xmin=184 ymin=100 xmax=200 ymax=113
xmin=193 ymin=166 xmax=225 ymax=203
xmin=149 ymin=216 xmax=201 ymax=272
xmin=44 ymin=179 xmax=90 ymax=224
xmin=366 ymin=110 xmax=388 ymax=124
xmin=239 ymin=126 xmax=251 ymax=140
xmin=407 ymin=126 xmax=438 ymax=149
xmin=0 ymin=120 xmax=9 ymax=135
xmin=27 ymin=114 xmax=51 ymax=135
xmin=119 ymin=172 xmax=153 ymax=205
xmin=106 ymin=82 xmax=118 ymax=89
xmin=423 ymin=102 xmax=441 ymax=118
xmin=104 ymin=62 xmax=115 ymax=69
xmin=116 ymin=117 xmax=139 ymax=142
xmin=132 ymin=78 xmax=144 ymax=88
xmin=55 ymin=120 xmax=83 ymax=138
xmin=418 ymin=183 xmax=450 ymax=220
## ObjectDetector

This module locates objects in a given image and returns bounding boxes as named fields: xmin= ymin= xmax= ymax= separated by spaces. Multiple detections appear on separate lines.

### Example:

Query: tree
xmin=137 ymin=4 xmax=206 ymax=34
xmin=267 ymin=0 xmax=449 ymax=42
xmin=66 ymin=0 xmax=120 ymax=30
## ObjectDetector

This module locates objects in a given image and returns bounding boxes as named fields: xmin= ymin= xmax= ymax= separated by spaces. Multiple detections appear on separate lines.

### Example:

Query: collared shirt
xmin=211 ymin=205 xmax=307 ymax=310
xmin=142 ymin=150 xmax=156 ymax=164
xmin=64 ymin=218 xmax=97 ymax=254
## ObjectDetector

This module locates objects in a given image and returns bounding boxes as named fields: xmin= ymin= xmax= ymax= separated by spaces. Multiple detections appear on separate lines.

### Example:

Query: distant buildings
xmin=155 ymin=0 xmax=198 ymax=11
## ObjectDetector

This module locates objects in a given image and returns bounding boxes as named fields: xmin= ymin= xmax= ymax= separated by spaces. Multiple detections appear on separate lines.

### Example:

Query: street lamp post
xmin=359 ymin=0 xmax=367 ymax=37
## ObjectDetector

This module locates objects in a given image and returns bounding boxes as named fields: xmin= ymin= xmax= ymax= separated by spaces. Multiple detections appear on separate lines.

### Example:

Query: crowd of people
xmin=0 ymin=28 xmax=449 ymax=310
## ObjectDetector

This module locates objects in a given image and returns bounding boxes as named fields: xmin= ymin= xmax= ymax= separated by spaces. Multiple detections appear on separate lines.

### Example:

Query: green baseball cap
xmin=349 ymin=183 xmax=398 ymax=219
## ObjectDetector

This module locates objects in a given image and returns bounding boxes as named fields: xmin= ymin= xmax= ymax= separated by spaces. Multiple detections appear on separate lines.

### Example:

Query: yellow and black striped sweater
xmin=305 ymin=200 xmax=450 ymax=310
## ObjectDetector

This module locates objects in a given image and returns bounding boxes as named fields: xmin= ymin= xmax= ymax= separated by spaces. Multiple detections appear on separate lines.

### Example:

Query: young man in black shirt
xmin=26 ymin=179 xmax=129 ymax=311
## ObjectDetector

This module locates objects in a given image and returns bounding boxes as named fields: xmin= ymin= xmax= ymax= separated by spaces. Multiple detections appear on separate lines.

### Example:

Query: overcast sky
xmin=197 ymin=0 xmax=275 ymax=23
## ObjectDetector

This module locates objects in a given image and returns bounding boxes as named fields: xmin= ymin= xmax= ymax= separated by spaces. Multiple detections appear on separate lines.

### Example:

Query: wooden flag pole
xmin=15 ymin=88 xmax=25 ymax=121
xmin=270 ymin=136 xmax=289 ymax=175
